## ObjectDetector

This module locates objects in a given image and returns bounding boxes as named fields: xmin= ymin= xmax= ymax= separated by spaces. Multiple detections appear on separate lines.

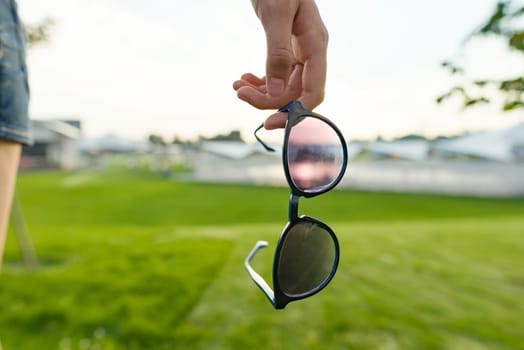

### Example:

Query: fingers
xmin=293 ymin=0 xmax=328 ymax=110
xmin=263 ymin=111 xmax=287 ymax=130
xmin=233 ymin=65 xmax=304 ymax=130
xmin=298 ymin=55 xmax=326 ymax=110
xmin=234 ymin=64 xmax=303 ymax=110
xmin=257 ymin=1 xmax=297 ymax=97
xmin=238 ymin=73 xmax=265 ymax=87
xmin=233 ymin=73 xmax=267 ymax=93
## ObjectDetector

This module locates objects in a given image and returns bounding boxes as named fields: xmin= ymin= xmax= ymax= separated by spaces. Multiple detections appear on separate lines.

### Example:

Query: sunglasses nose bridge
xmin=288 ymin=193 xmax=300 ymax=222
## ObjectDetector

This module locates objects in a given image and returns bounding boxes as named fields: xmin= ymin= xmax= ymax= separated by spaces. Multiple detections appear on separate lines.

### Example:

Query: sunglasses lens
xmin=287 ymin=116 xmax=345 ymax=193
xmin=277 ymin=221 xmax=337 ymax=296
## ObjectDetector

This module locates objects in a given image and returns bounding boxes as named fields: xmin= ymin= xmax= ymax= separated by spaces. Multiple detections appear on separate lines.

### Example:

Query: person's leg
xmin=0 ymin=0 xmax=32 ymax=272
xmin=0 ymin=139 xmax=22 ymax=272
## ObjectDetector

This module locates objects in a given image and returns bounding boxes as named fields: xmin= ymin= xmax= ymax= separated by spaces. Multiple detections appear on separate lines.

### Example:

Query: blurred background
xmin=1 ymin=0 xmax=523 ymax=349
xmin=16 ymin=0 xmax=524 ymax=196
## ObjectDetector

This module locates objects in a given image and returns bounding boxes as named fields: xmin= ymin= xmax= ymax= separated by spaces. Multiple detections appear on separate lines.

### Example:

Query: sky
xmin=17 ymin=0 xmax=524 ymax=143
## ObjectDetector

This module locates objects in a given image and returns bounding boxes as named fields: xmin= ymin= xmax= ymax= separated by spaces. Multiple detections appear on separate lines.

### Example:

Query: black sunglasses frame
xmin=254 ymin=101 xmax=348 ymax=198
xmin=245 ymin=100 xmax=348 ymax=309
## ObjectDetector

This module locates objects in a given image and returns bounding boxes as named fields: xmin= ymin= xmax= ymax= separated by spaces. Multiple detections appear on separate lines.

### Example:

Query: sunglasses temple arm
xmin=254 ymin=124 xmax=276 ymax=152
xmin=244 ymin=241 xmax=276 ymax=307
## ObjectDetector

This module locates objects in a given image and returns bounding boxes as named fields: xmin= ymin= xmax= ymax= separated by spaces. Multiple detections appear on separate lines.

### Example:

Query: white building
xmin=432 ymin=122 xmax=524 ymax=162
xmin=21 ymin=120 xmax=82 ymax=169
xmin=358 ymin=140 xmax=430 ymax=161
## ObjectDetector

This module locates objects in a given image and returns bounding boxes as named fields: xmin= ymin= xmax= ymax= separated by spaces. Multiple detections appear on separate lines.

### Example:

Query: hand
xmin=233 ymin=0 xmax=328 ymax=129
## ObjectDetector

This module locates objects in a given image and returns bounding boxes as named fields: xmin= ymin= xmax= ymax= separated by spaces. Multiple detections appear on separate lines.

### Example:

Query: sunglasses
xmin=245 ymin=100 xmax=348 ymax=309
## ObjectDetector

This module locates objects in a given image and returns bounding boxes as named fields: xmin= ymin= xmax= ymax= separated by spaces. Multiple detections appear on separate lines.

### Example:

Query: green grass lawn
xmin=1 ymin=170 xmax=523 ymax=349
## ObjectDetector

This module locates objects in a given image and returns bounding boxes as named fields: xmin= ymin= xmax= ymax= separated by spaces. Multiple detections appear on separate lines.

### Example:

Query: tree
xmin=24 ymin=17 xmax=54 ymax=48
xmin=437 ymin=1 xmax=524 ymax=111
xmin=148 ymin=134 xmax=166 ymax=146
xmin=200 ymin=129 xmax=245 ymax=142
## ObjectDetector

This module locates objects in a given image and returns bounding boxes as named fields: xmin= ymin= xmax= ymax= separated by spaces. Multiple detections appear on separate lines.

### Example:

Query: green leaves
xmin=439 ymin=1 xmax=524 ymax=112
xmin=24 ymin=18 xmax=54 ymax=48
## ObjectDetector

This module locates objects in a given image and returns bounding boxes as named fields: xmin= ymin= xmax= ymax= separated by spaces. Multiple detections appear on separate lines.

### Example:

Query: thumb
xmin=260 ymin=8 xmax=294 ymax=97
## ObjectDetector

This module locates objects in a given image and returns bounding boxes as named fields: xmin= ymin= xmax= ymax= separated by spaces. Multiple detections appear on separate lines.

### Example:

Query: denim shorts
xmin=0 ymin=0 xmax=31 ymax=145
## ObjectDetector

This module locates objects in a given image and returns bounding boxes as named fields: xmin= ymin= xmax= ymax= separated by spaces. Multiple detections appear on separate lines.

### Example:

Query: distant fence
xmin=191 ymin=154 xmax=524 ymax=197
xmin=343 ymin=160 xmax=524 ymax=197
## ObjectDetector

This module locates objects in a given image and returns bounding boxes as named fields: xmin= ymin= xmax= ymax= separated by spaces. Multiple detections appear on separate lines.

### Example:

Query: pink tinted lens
xmin=287 ymin=116 xmax=344 ymax=192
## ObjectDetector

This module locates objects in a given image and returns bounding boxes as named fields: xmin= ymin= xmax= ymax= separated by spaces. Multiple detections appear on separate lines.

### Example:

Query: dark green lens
xmin=277 ymin=221 xmax=336 ymax=296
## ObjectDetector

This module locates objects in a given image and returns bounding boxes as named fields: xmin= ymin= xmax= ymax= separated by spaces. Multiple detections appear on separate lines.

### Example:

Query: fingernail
xmin=267 ymin=78 xmax=284 ymax=96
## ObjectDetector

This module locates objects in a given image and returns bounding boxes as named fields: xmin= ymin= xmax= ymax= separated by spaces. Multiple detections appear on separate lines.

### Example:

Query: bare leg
xmin=0 ymin=139 xmax=22 ymax=272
